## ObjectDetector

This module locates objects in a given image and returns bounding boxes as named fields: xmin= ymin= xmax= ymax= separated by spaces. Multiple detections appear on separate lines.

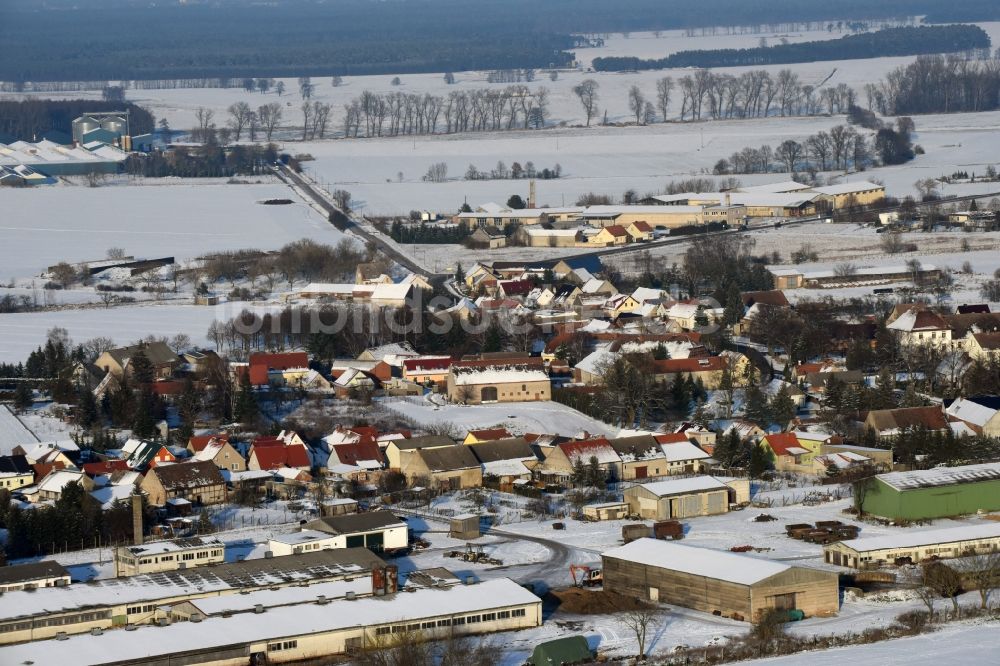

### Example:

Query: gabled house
xmin=655 ymin=433 xmax=713 ymax=475
xmin=812 ymin=451 xmax=873 ymax=476
xmin=541 ymin=438 xmax=620 ymax=481
xmin=358 ymin=342 xmax=419 ymax=367
xmin=651 ymin=357 xmax=728 ymax=389
xmin=247 ymin=437 xmax=312 ymax=472
xmin=401 ymin=445 xmax=483 ymax=489
xmin=95 ymin=342 xmax=181 ymax=380
xmin=186 ymin=434 xmax=230 ymax=455
xmin=403 ymin=356 xmax=453 ymax=384
xmin=463 ymin=428 xmax=514 ymax=445
xmin=333 ymin=368 xmax=377 ymax=396
xmin=469 ymin=226 xmax=507 ymax=249
xmin=20 ymin=442 xmax=78 ymax=469
xmin=625 ymin=220 xmax=654 ymax=242
xmin=468 ymin=437 xmax=539 ymax=487
xmin=193 ymin=438 xmax=246 ymax=473
xmin=447 ymin=359 xmax=550 ymax=404
xmin=966 ymin=331 xmax=1000 ymax=361
xmin=586 ymin=224 xmax=629 ymax=246
xmin=863 ymin=406 xmax=950 ymax=438
xmin=384 ymin=435 xmax=455 ymax=470
xmin=498 ymin=279 xmax=533 ymax=300
xmin=122 ymin=438 xmax=176 ymax=471
xmin=945 ymin=396 xmax=1000 ymax=436
xmin=36 ymin=469 xmax=94 ymax=502
xmin=0 ymin=455 xmax=34 ymax=490
xmin=326 ymin=439 xmax=384 ymax=474
xmin=608 ymin=435 xmax=668 ymax=480
xmin=760 ymin=432 xmax=813 ymax=473
xmin=887 ymin=307 xmax=952 ymax=348
xmin=140 ymin=460 xmax=226 ymax=506
xmin=247 ymin=352 xmax=310 ymax=387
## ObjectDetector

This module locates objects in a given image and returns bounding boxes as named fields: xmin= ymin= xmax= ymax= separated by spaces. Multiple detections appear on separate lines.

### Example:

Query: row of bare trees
xmin=342 ymin=86 xmax=549 ymax=137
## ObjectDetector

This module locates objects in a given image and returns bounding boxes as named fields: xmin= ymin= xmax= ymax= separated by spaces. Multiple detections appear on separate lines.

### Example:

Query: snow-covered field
xmin=0 ymin=302 xmax=278 ymax=364
xmin=378 ymin=395 xmax=618 ymax=438
xmin=0 ymin=182 xmax=344 ymax=278
xmin=0 ymin=405 xmax=39 ymax=456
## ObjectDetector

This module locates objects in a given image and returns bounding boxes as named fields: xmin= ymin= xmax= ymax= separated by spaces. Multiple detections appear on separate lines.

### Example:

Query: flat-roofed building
xmin=0 ymin=577 xmax=540 ymax=666
xmin=0 ymin=548 xmax=385 ymax=645
xmin=824 ymin=522 xmax=1000 ymax=569
xmin=114 ymin=536 xmax=226 ymax=577
xmin=0 ymin=561 xmax=71 ymax=592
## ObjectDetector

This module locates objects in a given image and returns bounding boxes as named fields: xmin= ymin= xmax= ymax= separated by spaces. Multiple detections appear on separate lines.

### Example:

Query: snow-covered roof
xmin=637 ymin=476 xmax=728 ymax=497
xmin=299 ymin=282 xmax=355 ymax=295
xmin=122 ymin=536 xmax=225 ymax=557
xmin=603 ymin=538 xmax=792 ymax=585
xmin=738 ymin=180 xmax=814 ymax=194
xmin=632 ymin=287 xmax=665 ymax=302
xmin=839 ymin=522 xmax=1000 ymax=554
xmin=812 ymin=181 xmax=884 ymax=196
xmin=877 ymin=462 xmax=1000 ymax=492
xmin=482 ymin=459 xmax=532 ymax=477
xmin=946 ymin=397 xmax=999 ymax=427
xmin=451 ymin=365 xmax=548 ymax=386
xmin=90 ymin=484 xmax=134 ymax=509
xmin=660 ymin=440 xmax=712 ymax=462
xmin=667 ymin=303 xmax=700 ymax=319
xmin=189 ymin=575 xmax=372 ymax=615
xmin=37 ymin=469 xmax=86 ymax=494
xmin=581 ymin=278 xmax=610 ymax=294
xmin=582 ymin=205 xmax=703 ymax=216
xmin=268 ymin=529 xmax=336 ymax=546
xmin=370 ymin=282 xmax=413 ymax=301
xmin=0 ymin=577 xmax=539 ymax=666
xmin=575 ymin=348 xmax=618 ymax=377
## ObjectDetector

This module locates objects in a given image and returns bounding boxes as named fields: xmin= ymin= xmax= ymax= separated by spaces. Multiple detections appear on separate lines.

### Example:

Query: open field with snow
xmin=0 ymin=302 xmax=277 ymax=364
xmin=0 ymin=181 xmax=344 ymax=278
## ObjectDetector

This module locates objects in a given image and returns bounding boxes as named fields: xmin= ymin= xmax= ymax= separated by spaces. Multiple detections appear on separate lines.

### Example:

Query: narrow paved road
xmin=275 ymin=164 xmax=440 ymax=277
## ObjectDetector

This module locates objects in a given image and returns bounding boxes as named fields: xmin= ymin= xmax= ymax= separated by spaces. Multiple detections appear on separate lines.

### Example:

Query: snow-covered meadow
xmin=0 ymin=181 xmax=344 ymax=278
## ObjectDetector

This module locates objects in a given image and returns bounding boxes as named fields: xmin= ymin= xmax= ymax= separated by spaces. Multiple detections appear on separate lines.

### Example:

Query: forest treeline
xmin=0 ymin=100 xmax=155 ymax=142
xmin=865 ymin=55 xmax=1000 ymax=115
xmin=592 ymin=25 xmax=990 ymax=71
xmin=2 ymin=1 xmax=1000 ymax=82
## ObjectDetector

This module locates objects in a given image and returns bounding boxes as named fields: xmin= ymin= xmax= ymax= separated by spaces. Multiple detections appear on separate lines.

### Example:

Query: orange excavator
xmin=569 ymin=564 xmax=603 ymax=587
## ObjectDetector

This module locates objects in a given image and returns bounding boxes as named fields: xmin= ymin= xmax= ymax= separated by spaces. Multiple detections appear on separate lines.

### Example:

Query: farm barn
xmin=622 ymin=476 xmax=750 ymax=520
xmin=824 ymin=522 xmax=1000 ymax=569
xmin=602 ymin=539 xmax=838 ymax=621
xmin=858 ymin=462 xmax=1000 ymax=521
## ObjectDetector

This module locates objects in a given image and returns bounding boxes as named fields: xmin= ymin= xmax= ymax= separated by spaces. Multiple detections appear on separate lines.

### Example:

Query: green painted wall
xmin=862 ymin=477 xmax=1000 ymax=521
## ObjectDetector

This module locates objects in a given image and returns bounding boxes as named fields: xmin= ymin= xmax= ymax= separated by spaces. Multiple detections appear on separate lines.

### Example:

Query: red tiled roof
xmin=331 ymin=440 xmax=383 ymax=467
xmin=403 ymin=357 xmax=454 ymax=373
xmin=252 ymin=436 xmax=283 ymax=448
xmin=248 ymin=352 xmax=309 ymax=386
xmin=252 ymin=443 xmax=311 ymax=470
xmin=499 ymin=279 xmax=533 ymax=295
xmin=630 ymin=221 xmax=653 ymax=232
xmin=82 ymin=460 xmax=130 ymax=476
xmin=558 ymin=437 xmax=616 ymax=463
xmin=653 ymin=433 xmax=690 ymax=445
xmin=467 ymin=428 xmax=513 ymax=441
xmin=188 ymin=434 xmax=229 ymax=452
xmin=652 ymin=357 xmax=727 ymax=373
xmin=150 ymin=380 xmax=186 ymax=396
xmin=763 ymin=433 xmax=801 ymax=456
xmin=605 ymin=225 xmax=628 ymax=237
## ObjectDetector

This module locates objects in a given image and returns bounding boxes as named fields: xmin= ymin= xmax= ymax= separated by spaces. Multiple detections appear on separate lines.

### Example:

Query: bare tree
xmin=331 ymin=76 xmax=343 ymax=87
xmin=106 ymin=247 xmax=127 ymax=260
xmin=880 ymin=231 xmax=905 ymax=254
xmin=628 ymin=85 xmax=646 ymax=124
xmin=301 ymin=102 xmax=313 ymax=141
xmin=924 ymin=562 xmax=963 ymax=618
xmin=257 ymin=103 xmax=282 ymax=141
xmin=960 ymin=552 xmax=1000 ymax=609
xmin=50 ymin=262 xmax=77 ymax=288
xmin=274 ymin=81 xmax=285 ymax=96
xmin=227 ymin=101 xmax=252 ymax=141
xmin=573 ymin=79 xmax=600 ymax=127
xmin=833 ymin=262 xmax=858 ymax=277
xmin=775 ymin=139 xmax=803 ymax=173
xmin=332 ymin=189 xmax=352 ymax=211
xmin=620 ymin=606 xmax=663 ymax=659
xmin=655 ymin=76 xmax=674 ymax=122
